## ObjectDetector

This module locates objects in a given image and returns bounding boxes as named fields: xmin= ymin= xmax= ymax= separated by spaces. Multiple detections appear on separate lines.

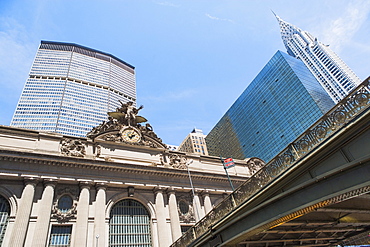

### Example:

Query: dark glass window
xmin=179 ymin=201 xmax=189 ymax=215
xmin=58 ymin=195 xmax=73 ymax=213
xmin=181 ymin=225 xmax=191 ymax=235
xmin=48 ymin=225 xmax=72 ymax=247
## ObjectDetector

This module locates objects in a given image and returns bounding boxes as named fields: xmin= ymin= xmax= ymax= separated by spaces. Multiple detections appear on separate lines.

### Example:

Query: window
xmin=0 ymin=196 xmax=10 ymax=245
xmin=48 ymin=225 xmax=72 ymax=247
xmin=109 ymin=199 xmax=151 ymax=247
xmin=181 ymin=225 xmax=191 ymax=235
xmin=179 ymin=200 xmax=189 ymax=215
xmin=58 ymin=195 xmax=73 ymax=213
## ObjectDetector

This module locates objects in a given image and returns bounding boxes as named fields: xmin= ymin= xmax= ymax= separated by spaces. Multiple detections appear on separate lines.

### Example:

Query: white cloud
xmin=321 ymin=0 xmax=370 ymax=52
xmin=205 ymin=13 xmax=235 ymax=23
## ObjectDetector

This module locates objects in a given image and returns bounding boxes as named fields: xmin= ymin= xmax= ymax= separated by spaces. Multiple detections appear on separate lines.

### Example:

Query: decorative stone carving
xmin=245 ymin=157 xmax=266 ymax=175
xmin=139 ymin=123 xmax=160 ymax=140
xmin=60 ymin=138 xmax=86 ymax=157
xmin=88 ymin=117 xmax=121 ymax=137
xmin=160 ymin=153 xmax=189 ymax=169
xmin=51 ymin=202 xmax=77 ymax=223
xmin=104 ymin=156 xmax=112 ymax=162
xmin=168 ymin=154 xmax=188 ymax=170
xmin=354 ymin=92 xmax=368 ymax=106
xmin=95 ymin=145 xmax=101 ymax=157
xmin=87 ymin=101 xmax=167 ymax=149
xmin=177 ymin=197 xmax=195 ymax=223
xmin=314 ymin=124 xmax=327 ymax=139
xmin=51 ymin=190 xmax=78 ymax=223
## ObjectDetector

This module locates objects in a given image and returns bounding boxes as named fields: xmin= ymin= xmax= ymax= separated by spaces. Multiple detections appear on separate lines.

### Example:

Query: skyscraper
xmin=11 ymin=41 xmax=136 ymax=137
xmin=206 ymin=51 xmax=335 ymax=162
xmin=275 ymin=14 xmax=361 ymax=103
xmin=178 ymin=128 xmax=209 ymax=155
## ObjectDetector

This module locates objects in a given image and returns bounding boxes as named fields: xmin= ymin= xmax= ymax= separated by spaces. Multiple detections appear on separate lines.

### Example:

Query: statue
xmin=139 ymin=123 xmax=162 ymax=142
xmin=113 ymin=100 xmax=145 ymax=126
xmin=87 ymin=100 xmax=166 ymax=149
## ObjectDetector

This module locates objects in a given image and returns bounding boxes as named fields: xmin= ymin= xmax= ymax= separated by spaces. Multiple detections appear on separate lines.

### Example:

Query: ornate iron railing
xmin=171 ymin=78 xmax=370 ymax=247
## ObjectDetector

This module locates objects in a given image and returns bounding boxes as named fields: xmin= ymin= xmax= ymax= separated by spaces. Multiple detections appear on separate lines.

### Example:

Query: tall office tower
xmin=206 ymin=51 xmax=335 ymax=162
xmin=178 ymin=128 xmax=209 ymax=155
xmin=275 ymin=14 xmax=361 ymax=103
xmin=11 ymin=41 xmax=136 ymax=137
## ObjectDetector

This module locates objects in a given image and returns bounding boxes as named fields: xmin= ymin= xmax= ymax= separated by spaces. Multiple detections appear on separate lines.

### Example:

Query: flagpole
xmin=186 ymin=159 xmax=200 ymax=220
xmin=220 ymin=156 xmax=235 ymax=191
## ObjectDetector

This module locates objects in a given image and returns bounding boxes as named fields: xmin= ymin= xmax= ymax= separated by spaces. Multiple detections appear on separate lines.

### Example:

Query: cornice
xmin=0 ymin=149 xmax=246 ymax=184
xmin=0 ymin=125 xmax=45 ymax=139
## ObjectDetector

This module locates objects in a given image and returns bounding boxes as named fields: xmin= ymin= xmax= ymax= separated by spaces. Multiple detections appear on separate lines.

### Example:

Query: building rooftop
xmin=40 ymin=40 xmax=135 ymax=70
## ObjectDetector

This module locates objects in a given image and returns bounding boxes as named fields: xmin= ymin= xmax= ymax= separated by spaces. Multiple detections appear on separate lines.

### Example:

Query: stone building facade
xmin=178 ymin=128 xmax=208 ymax=156
xmin=0 ymin=125 xmax=263 ymax=247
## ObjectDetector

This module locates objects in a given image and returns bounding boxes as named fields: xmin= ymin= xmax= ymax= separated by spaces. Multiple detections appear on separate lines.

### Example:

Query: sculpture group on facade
xmin=86 ymin=101 xmax=166 ymax=149
xmin=62 ymin=101 xmax=267 ymax=174
xmin=116 ymin=100 xmax=144 ymax=126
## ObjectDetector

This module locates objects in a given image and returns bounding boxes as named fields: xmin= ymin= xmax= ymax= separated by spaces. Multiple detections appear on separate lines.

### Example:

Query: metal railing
xmin=171 ymin=78 xmax=370 ymax=247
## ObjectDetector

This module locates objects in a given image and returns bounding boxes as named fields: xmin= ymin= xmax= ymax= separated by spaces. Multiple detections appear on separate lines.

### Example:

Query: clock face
xmin=121 ymin=128 xmax=141 ymax=143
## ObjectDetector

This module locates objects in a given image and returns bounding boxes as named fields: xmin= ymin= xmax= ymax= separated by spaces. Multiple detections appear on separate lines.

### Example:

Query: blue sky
xmin=0 ymin=0 xmax=369 ymax=146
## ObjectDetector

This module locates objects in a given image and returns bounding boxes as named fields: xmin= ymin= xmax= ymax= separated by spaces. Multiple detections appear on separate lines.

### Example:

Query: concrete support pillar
xmin=154 ymin=187 xmax=170 ymax=247
xmin=9 ymin=177 xmax=39 ymax=247
xmin=203 ymin=192 xmax=213 ymax=214
xmin=31 ymin=179 xmax=57 ymax=247
xmin=167 ymin=189 xmax=181 ymax=242
xmin=93 ymin=183 xmax=106 ymax=247
xmin=74 ymin=181 xmax=91 ymax=247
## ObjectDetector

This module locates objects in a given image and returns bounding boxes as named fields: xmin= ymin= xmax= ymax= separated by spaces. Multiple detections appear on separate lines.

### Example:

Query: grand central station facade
xmin=0 ymin=103 xmax=264 ymax=247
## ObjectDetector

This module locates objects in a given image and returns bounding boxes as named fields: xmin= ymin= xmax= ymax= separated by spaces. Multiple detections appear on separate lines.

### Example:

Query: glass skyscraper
xmin=11 ymin=41 xmax=136 ymax=137
xmin=275 ymin=14 xmax=361 ymax=103
xmin=206 ymin=51 xmax=335 ymax=162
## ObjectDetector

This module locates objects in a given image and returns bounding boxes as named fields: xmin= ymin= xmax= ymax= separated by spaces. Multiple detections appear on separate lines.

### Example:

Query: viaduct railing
xmin=171 ymin=77 xmax=370 ymax=247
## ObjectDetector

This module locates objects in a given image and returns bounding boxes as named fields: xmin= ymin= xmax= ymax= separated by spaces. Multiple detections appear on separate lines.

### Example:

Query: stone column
xmin=154 ymin=187 xmax=170 ymax=247
xmin=93 ymin=183 xmax=107 ymax=247
xmin=192 ymin=192 xmax=204 ymax=221
xmin=167 ymin=189 xmax=181 ymax=242
xmin=203 ymin=191 xmax=213 ymax=214
xmin=9 ymin=177 xmax=39 ymax=247
xmin=74 ymin=181 xmax=91 ymax=247
xmin=31 ymin=179 xmax=57 ymax=247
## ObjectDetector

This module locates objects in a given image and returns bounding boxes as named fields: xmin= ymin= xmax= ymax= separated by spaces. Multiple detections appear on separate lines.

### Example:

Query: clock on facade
xmin=121 ymin=127 xmax=141 ymax=143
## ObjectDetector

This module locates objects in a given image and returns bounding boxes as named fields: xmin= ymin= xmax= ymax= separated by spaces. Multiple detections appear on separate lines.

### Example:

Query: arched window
xmin=109 ymin=199 xmax=151 ymax=246
xmin=57 ymin=195 xmax=73 ymax=213
xmin=0 ymin=195 xmax=10 ymax=244
xmin=179 ymin=200 xmax=189 ymax=216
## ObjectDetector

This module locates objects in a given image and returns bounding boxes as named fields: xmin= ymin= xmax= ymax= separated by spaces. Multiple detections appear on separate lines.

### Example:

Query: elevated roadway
xmin=172 ymin=78 xmax=370 ymax=247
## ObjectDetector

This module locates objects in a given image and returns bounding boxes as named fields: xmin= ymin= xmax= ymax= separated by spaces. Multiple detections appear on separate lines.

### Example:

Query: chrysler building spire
xmin=274 ymin=14 xmax=361 ymax=103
